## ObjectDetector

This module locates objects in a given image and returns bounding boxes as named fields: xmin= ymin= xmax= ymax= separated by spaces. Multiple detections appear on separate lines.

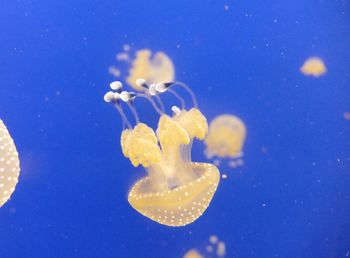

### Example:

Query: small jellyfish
xmin=104 ymin=79 xmax=220 ymax=227
xmin=109 ymin=47 xmax=175 ymax=91
xmin=183 ymin=249 xmax=204 ymax=258
xmin=126 ymin=49 xmax=175 ymax=91
xmin=0 ymin=119 xmax=20 ymax=208
xmin=204 ymin=115 xmax=246 ymax=159
xmin=300 ymin=57 xmax=327 ymax=77
xmin=183 ymin=235 xmax=227 ymax=258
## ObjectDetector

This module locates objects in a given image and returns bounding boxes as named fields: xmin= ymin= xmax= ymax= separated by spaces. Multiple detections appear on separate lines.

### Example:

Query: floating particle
xmin=209 ymin=235 xmax=219 ymax=244
xmin=216 ymin=241 xmax=226 ymax=257
xmin=122 ymin=44 xmax=131 ymax=52
xmin=108 ymin=66 xmax=121 ymax=77
xmin=116 ymin=52 xmax=129 ymax=61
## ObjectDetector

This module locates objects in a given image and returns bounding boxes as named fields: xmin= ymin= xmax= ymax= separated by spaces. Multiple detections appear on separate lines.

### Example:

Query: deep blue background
xmin=0 ymin=0 xmax=350 ymax=257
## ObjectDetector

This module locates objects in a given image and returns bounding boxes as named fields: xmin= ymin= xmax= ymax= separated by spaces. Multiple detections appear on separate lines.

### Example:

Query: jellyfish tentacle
xmin=120 ymin=91 xmax=140 ymax=125
xmin=153 ymin=94 xmax=166 ymax=112
xmin=126 ymin=102 xmax=140 ymax=125
xmin=114 ymin=103 xmax=133 ymax=129
xmin=167 ymin=88 xmax=186 ymax=110
xmin=155 ymin=81 xmax=198 ymax=109
xmin=172 ymin=81 xmax=198 ymax=108
xmin=104 ymin=91 xmax=133 ymax=129
xmin=136 ymin=78 xmax=166 ymax=113
xmin=135 ymin=93 xmax=164 ymax=116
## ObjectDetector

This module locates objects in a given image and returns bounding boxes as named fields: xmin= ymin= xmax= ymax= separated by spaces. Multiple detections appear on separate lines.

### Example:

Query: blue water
xmin=0 ymin=1 xmax=350 ymax=257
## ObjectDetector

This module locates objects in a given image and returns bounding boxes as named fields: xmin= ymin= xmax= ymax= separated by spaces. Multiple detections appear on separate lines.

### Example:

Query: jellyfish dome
xmin=300 ymin=57 xmax=327 ymax=77
xmin=0 ymin=119 xmax=20 ymax=208
xmin=126 ymin=49 xmax=175 ymax=91
xmin=105 ymin=80 xmax=220 ymax=226
xmin=204 ymin=114 xmax=246 ymax=159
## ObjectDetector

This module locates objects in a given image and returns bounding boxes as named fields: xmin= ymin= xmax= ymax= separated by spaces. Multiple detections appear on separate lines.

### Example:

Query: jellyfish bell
xmin=300 ymin=57 xmax=327 ymax=77
xmin=0 ymin=119 xmax=20 ymax=208
xmin=204 ymin=114 xmax=246 ymax=159
xmin=184 ymin=249 xmax=204 ymax=258
xmin=126 ymin=49 xmax=175 ymax=91
xmin=105 ymin=80 xmax=220 ymax=227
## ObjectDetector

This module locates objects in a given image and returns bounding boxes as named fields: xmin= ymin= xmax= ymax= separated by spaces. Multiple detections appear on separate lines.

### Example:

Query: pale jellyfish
xmin=109 ymin=47 xmax=175 ymax=91
xmin=183 ymin=235 xmax=227 ymax=258
xmin=104 ymin=80 xmax=219 ymax=227
xmin=204 ymin=115 xmax=246 ymax=159
xmin=0 ymin=119 xmax=20 ymax=208
xmin=183 ymin=249 xmax=204 ymax=258
xmin=126 ymin=49 xmax=175 ymax=91
xmin=300 ymin=57 xmax=327 ymax=77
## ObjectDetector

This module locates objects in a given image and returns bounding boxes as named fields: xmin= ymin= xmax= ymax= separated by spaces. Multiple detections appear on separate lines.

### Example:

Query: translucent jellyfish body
xmin=109 ymin=48 xmax=175 ymax=91
xmin=127 ymin=49 xmax=175 ymax=91
xmin=183 ymin=235 xmax=226 ymax=258
xmin=184 ymin=249 xmax=204 ymax=258
xmin=300 ymin=57 xmax=327 ymax=77
xmin=204 ymin=115 xmax=246 ymax=159
xmin=123 ymin=109 xmax=219 ymax=226
xmin=0 ymin=119 xmax=20 ymax=207
xmin=105 ymin=81 xmax=220 ymax=226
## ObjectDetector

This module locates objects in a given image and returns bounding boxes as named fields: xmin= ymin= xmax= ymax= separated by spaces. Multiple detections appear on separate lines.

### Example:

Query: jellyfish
xmin=183 ymin=235 xmax=227 ymax=258
xmin=204 ymin=115 xmax=246 ymax=169
xmin=204 ymin=114 xmax=246 ymax=159
xmin=104 ymin=79 xmax=220 ymax=227
xmin=183 ymin=249 xmax=204 ymax=258
xmin=0 ymin=119 xmax=20 ymax=208
xmin=300 ymin=57 xmax=327 ymax=77
xmin=109 ymin=47 xmax=175 ymax=91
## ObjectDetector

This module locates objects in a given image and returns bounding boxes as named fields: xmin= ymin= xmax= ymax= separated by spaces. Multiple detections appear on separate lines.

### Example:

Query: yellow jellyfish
xmin=104 ymin=80 xmax=220 ymax=227
xmin=183 ymin=235 xmax=227 ymax=258
xmin=183 ymin=249 xmax=204 ymax=258
xmin=204 ymin=114 xmax=246 ymax=159
xmin=109 ymin=47 xmax=175 ymax=91
xmin=300 ymin=57 xmax=327 ymax=77
xmin=0 ymin=119 xmax=20 ymax=208
xmin=126 ymin=49 xmax=175 ymax=91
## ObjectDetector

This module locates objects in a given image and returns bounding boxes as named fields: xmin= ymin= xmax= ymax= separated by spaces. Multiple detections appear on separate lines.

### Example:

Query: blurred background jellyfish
xmin=183 ymin=235 xmax=226 ymax=258
xmin=0 ymin=119 xmax=20 ymax=208
xmin=109 ymin=47 xmax=175 ymax=91
xmin=300 ymin=57 xmax=327 ymax=77
xmin=104 ymin=79 xmax=220 ymax=226
xmin=204 ymin=114 xmax=246 ymax=170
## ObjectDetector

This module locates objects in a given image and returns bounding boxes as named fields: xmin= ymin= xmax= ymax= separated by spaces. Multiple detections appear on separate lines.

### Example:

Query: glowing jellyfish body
xmin=0 ymin=119 xmax=20 ymax=207
xmin=109 ymin=47 xmax=175 ymax=91
xmin=122 ymin=109 xmax=220 ymax=226
xmin=184 ymin=249 xmax=204 ymax=258
xmin=126 ymin=49 xmax=175 ymax=91
xmin=300 ymin=57 xmax=327 ymax=77
xmin=204 ymin=115 xmax=246 ymax=159
xmin=105 ymin=78 xmax=220 ymax=226
xmin=184 ymin=235 xmax=227 ymax=258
